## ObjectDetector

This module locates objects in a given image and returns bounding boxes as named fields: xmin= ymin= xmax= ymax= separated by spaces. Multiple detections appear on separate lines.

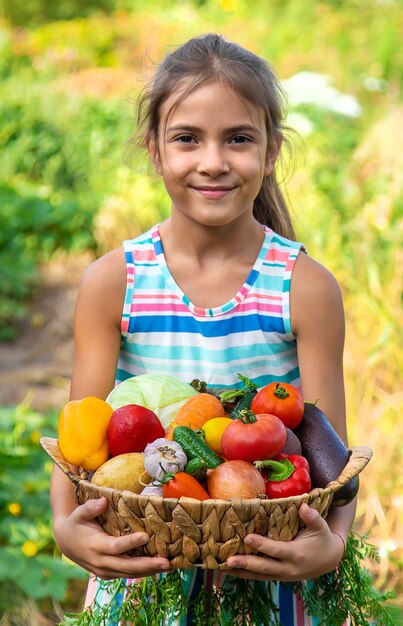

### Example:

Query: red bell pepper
xmin=254 ymin=453 xmax=311 ymax=498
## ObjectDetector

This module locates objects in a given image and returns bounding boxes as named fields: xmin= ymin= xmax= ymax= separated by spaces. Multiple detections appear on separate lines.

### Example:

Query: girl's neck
xmin=159 ymin=215 xmax=264 ymax=268
xmin=158 ymin=216 xmax=265 ymax=309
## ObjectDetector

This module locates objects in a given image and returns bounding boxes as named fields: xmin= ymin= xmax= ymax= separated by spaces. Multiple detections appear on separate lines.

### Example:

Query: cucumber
xmin=173 ymin=426 xmax=223 ymax=469
xmin=184 ymin=458 xmax=208 ymax=481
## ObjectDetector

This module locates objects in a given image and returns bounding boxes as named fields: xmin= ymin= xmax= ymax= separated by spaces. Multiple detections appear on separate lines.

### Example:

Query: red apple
xmin=107 ymin=404 xmax=164 ymax=457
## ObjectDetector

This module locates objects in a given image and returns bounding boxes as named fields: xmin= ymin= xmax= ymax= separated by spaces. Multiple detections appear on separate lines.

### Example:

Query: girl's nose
xmin=196 ymin=144 xmax=230 ymax=176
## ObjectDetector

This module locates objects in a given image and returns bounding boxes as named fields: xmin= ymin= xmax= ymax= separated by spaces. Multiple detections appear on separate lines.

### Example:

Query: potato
xmin=91 ymin=452 xmax=152 ymax=493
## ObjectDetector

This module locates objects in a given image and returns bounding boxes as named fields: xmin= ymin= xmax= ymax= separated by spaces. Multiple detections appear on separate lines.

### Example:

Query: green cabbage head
xmin=106 ymin=374 xmax=198 ymax=430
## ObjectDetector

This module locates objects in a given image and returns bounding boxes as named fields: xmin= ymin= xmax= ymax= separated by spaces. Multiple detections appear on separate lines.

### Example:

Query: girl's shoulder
xmin=80 ymin=223 xmax=158 ymax=300
xmin=76 ymin=247 xmax=127 ymax=320
xmin=290 ymin=252 xmax=344 ymax=335
xmin=81 ymin=247 xmax=126 ymax=287
xmin=293 ymin=251 xmax=342 ymax=296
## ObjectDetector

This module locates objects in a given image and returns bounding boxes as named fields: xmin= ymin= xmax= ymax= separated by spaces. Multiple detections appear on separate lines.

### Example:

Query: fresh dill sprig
xmin=190 ymin=585 xmax=224 ymax=626
xmin=216 ymin=578 xmax=280 ymax=626
xmin=295 ymin=531 xmax=401 ymax=626
xmin=59 ymin=532 xmax=401 ymax=626
xmin=121 ymin=571 xmax=186 ymax=625
xmin=60 ymin=578 xmax=127 ymax=625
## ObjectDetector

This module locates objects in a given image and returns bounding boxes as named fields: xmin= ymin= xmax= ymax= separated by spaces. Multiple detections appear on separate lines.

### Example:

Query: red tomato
xmin=250 ymin=382 xmax=304 ymax=430
xmin=107 ymin=404 xmax=165 ymax=456
xmin=220 ymin=412 xmax=286 ymax=462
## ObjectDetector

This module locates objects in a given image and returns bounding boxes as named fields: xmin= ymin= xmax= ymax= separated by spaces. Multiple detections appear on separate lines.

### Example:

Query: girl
xmin=50 ymin=33 xmax=354 ymax=624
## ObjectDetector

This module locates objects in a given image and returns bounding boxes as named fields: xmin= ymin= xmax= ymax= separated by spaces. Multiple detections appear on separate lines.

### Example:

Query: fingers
xmin=79 ymin=529 xmax=172 ymax=579
xmin=225 ymin=505 xmax=330 ymax=580
xmin=226 ymin=552 xmax=293 ymax=580
xmin=225 ymin=552 xmax=299 ymax=580
xmin=93 ymin=555 xmax=172 ymax=579
xmin=72 ymin=498 xmax=158 ymax=557
xmin=73 ymin=497 xmax=108 ymax=522
xmin=225 ymin=535 xmax=297 ymax=580
xmin=101 ymin=529 xmax=150 ymax=556
xmin=241 ymin=533 xmax=295 ymax=561
xmin=64 ymin=497 xmax=171 ymax=578
xmin=298 ymin=503 xmax=324 ymax=530
xmin=92 ymin=529 xmax=172 ymax=578
xmin=223 ymin=564 xmax=288 ymax=581
xmin=73 ymin=500 xmax=329 ymax=581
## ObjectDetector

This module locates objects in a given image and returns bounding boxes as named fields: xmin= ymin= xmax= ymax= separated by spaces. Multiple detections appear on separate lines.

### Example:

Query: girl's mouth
xmin=192 ymin=186 xmax=235 ymax=199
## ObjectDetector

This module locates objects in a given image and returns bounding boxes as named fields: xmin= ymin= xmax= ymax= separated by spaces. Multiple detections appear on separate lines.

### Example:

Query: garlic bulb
xmin=140 ymin=483 xmax=164 ymax=497
xmin=143 ymin=438 xmax=187 ymax=480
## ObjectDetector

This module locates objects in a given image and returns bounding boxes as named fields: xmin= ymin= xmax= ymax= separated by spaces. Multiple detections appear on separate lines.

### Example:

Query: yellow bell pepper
xmin=58 ymin=397 xmax=113 ymax=470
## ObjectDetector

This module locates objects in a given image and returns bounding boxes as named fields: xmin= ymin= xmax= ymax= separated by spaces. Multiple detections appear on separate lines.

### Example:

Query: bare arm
xmin=293 ymin=252 xmax=355 ymax=532
xmin=50 ymin=249 xmax=171 ymax=578
xmin=292 ymin=253 xmax=347 ymax=441
xmin=51 ymin=249 xmax=124 ymax=520
xmin=70 ymin=249 xmax=124 ymax=399
xmin=291 ymin=252 xmax=356 ymax=546
xmin=226 ymin=252 xmax=355 ymax=579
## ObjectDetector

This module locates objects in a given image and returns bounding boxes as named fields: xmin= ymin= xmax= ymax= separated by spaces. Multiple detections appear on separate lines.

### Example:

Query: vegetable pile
xmin=57 ymin=373 xmax=356 ymax=505
xmin=54 ymin=377 xmax=396 ymax=626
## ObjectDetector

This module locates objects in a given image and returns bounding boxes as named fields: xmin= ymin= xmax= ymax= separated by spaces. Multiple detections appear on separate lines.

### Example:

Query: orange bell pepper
xmin=58 ymin=397 xmax=113 ymax=470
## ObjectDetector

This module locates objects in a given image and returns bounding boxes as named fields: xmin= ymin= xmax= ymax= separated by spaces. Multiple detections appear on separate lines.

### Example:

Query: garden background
xmin=0 ymin=0 xmax=401 ymax=624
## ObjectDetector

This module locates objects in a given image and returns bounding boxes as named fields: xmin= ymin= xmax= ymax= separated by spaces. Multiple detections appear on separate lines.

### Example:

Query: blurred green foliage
xmin=0 ymin=0 xmax=214 ymax=26
xmin=0 ymin=0 xmax=402 ymax=615
xmin=0 ymin=81 xmax=134 ymax=338
xmin=0 ymin=183 xmax=94 ymax=339
xmin=2 ymin=0 xmax=120 ymax=26
xmin=0 ymin=401 xmax=87 ymax=615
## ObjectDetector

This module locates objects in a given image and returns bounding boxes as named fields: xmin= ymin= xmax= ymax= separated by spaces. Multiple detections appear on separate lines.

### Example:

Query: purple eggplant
xmin=294 ymin=402 xmax=358 ymax=506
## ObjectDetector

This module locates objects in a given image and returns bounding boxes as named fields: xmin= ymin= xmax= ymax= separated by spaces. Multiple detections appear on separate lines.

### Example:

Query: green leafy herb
xmin=58 ymin=532 xmax=401 ymax=626
xmin=60 ymin=572 xmax=186 ymax=626
xmin=219 ymin=373 xmax=258 ymax=404
xmin=295 ymin=531 xmax=401 ymax=626
xmin=217 ymin=578 xmax=280 ymax=626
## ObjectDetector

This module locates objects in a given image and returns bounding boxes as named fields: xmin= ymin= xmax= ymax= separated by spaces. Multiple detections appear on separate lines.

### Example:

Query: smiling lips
xmin=192 ymin=186 xmax=235 ymax=199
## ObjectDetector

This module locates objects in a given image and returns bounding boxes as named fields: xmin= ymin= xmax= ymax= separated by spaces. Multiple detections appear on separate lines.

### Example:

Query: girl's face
xmin=150 ymin=81 xmax=274 ymax=229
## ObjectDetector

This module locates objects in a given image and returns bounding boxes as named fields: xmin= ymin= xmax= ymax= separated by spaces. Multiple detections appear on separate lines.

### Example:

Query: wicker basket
xmin=41 ymin=437 xmax=372 ymax=569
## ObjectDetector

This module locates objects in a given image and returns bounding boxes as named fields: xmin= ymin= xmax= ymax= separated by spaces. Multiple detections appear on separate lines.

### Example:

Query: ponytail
xmin=253 ymin=173 xmax=295 ymax=240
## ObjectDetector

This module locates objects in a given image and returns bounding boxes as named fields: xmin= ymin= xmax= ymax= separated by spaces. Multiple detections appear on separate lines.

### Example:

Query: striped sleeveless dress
xmin=117 ymin=224 xmax=301 ymax=388
xmin=85 ymin=223 xmax=343 ymax=625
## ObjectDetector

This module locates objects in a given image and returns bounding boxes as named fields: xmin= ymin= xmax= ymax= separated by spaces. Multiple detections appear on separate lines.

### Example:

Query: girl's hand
xmin=224 ymin=503 xmax=345 ymax=581
xmin=54 ymin=497 xmax=172 ymax=579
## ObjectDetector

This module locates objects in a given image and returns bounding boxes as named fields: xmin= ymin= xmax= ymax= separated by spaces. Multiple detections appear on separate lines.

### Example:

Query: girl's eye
xmin=229 ymin=135 xmax=252 ymax=144
xmin=175 ymin=135 xmax=196 ymax=143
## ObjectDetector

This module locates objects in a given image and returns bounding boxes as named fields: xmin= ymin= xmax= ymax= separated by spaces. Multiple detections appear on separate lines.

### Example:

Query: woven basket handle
xmin=40 ymin=436 xmax=82 ymax=485
xmin=325 ymin=445 xmax=372 ymax=493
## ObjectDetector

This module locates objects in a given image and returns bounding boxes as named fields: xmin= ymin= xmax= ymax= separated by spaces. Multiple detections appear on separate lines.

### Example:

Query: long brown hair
xmin=130 ymin=33 xmax=296 ymax=240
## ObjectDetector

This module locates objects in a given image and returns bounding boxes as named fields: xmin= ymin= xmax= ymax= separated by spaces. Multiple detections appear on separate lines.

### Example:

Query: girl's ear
xmin=264 ymin=135 xmax=283 ymax=175
xmin=148 ymin=138 xmax=162 ymax=175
